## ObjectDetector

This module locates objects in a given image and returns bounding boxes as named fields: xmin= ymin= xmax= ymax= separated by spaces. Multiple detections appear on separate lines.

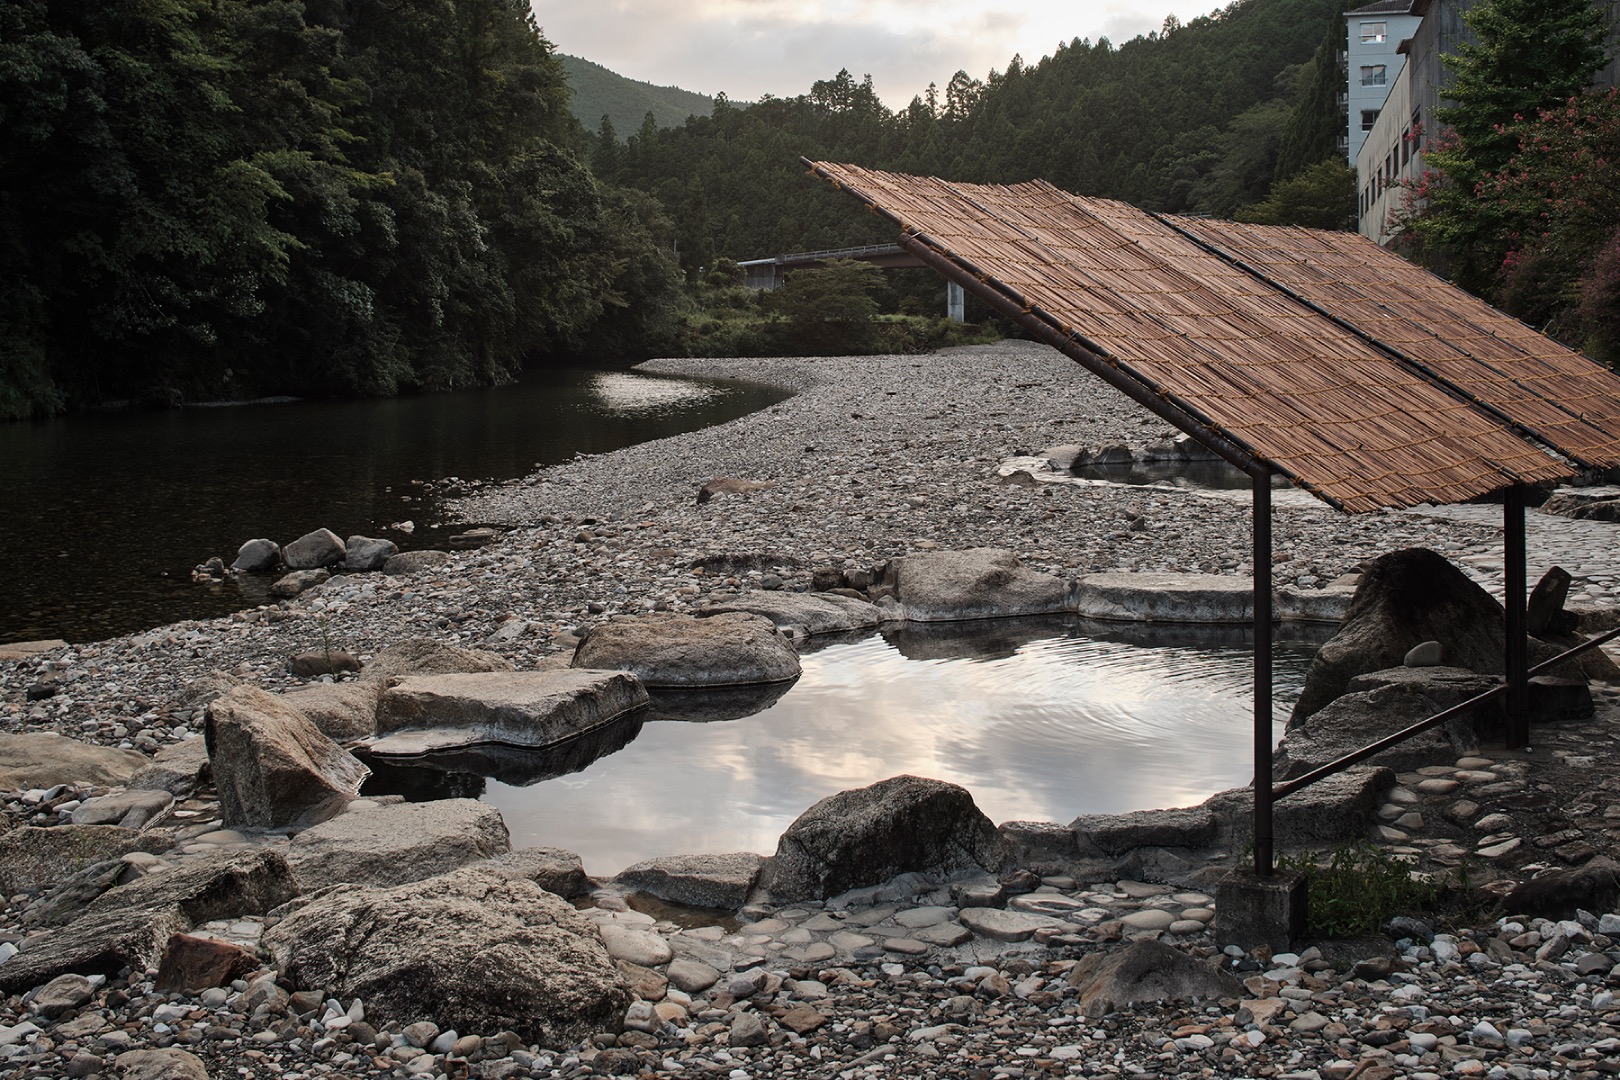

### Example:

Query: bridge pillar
xmin=947 ymin=281 xmax=965 ymax=322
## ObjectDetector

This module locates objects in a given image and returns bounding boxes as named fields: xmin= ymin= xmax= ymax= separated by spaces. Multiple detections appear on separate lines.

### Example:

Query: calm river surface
xmin=0 ymin=369 xmax=788 ymax=644
xmin=363 ymin=616 xmax=1323 ymax=877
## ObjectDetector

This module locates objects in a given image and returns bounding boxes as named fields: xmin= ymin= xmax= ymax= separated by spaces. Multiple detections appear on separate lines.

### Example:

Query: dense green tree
xmin=764 ymin=259 xmax=883 ymax=354
xmin=1274 ymin=4 xmax=1356 ymax=181
xmin=1236 ymin=157 xmax=1356 ymax=228
xmin=0 ymin=0 xmax=684 ymax=417
xmin=614 ymin=0 xmax=1343 ymax=277
xmin=1406 ymin=0 xmax=1611 ymax=291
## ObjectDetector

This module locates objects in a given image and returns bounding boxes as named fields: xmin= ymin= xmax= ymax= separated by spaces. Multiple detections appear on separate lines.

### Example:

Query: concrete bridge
xmin=737 ymin=243 xmax=966 ymax=321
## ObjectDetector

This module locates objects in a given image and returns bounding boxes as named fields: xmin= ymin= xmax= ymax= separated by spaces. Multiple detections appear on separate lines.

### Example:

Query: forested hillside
xmin=0 ymin=0 xmax=683 ymax=418
xmin=593 ymin=0 xmax=1349 ymax=275
xmin=560 ymin=55 xmax=717 ymax=136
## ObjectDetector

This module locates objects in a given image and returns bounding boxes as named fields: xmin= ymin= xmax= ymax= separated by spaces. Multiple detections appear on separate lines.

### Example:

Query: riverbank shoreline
xmin=3 ymin=341 xmax=1619 ymax=1078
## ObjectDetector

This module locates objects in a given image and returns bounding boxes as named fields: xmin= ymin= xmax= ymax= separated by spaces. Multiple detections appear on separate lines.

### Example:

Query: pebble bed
xmin=3 ymin=341 xmax=1620 ymax=1078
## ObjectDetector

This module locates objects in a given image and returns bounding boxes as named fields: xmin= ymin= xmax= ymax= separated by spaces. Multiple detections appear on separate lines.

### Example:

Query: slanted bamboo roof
xmin=806 ymin=161 xmax=1620 ymax=513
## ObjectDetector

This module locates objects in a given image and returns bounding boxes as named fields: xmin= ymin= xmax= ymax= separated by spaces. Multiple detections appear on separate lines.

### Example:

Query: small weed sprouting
xmin=1277 ymin=841 xmax=1444 ymax=939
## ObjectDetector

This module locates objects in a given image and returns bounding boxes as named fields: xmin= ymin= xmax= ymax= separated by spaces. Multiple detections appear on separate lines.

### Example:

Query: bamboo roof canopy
xmin=805 ymin=160 xmax=1620 ymax=513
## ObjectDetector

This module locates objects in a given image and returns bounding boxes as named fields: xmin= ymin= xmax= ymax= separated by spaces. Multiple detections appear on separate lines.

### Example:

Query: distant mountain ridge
xmin=559 ymin=54 xmax=717 ymax=137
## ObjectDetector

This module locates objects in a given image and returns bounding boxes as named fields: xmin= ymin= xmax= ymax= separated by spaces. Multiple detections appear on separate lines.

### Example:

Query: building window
xmin=1360 ymin=21 xmax=1387 ymax=43
xmin=1360 ymin=65 xmax=1387 ymax=86
xmin=1361 ymin=109 xmax=1379 ymax=131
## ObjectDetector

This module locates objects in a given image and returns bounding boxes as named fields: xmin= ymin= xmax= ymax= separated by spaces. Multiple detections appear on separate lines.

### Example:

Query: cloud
xmin=534 ymin=0 xmax=1221 ymax=108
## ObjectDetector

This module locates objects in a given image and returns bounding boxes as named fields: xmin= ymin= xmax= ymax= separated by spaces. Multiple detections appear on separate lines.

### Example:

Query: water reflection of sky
xmin=482 ymin=623 xmax=1316 ymax=877
xmin=585 ymin=372 xmax=721 ymax=413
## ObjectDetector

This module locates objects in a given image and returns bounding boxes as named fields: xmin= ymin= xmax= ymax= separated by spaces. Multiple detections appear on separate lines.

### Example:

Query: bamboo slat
xmin=806 ymin=161 xmax=1613 ymax=512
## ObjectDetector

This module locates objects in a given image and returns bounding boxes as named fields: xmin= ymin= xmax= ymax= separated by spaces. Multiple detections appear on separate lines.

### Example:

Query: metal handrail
xmin=1272 ymin=621 xmax=1620 ymax=801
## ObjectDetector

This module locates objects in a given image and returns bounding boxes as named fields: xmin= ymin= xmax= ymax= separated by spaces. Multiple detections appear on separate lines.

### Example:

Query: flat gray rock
xmin=1276 ymin=670 xmax=1487 ymax=779
xmin=370 ymin=670 xmax=649 ymax=755
xmin=613 ymin=853 xmax=765 ymax=910
xmin=0 ymin=905 xmax=189 ymax=994
xmin=572 ymin=611 xmax=801 ymax=688
xmin=881 ymin=548 xmax=1071 ymax=621
xmin=700 ymin=592 xmax=885 ymax=638
xmin=1211 ymin=766 xmax=1395 ymax=849
xmin=286 ymin=798 xmax=510 ymax=888
xmin=0 ymin=825 xmax=175 ymax=896
xmin=70 ymin=789 xmax=174 ymax=829
xmin=126 ymin=737 xmax=212 ymax=795
xmin=1072 ymin=572 xmax=1252 ymax=623
xmin=0 ymin=733 xmax=149 ymax=790
xmin=264 ymin=867 xmax=628 ymax=1047
xmin=957 ymin=907 xmax=1066 ymax=942
xmin=276 ymin=680 xmax=386 ymax=744
xmin=1070 ymin=806 xmax=1217 ymax=856
xmin=598 ymin=922 xmax=673 ymax=967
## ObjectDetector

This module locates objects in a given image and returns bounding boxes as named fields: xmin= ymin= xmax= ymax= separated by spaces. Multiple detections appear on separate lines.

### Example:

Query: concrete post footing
xmin=1214 ymin=868 xmax=1308 ymax=951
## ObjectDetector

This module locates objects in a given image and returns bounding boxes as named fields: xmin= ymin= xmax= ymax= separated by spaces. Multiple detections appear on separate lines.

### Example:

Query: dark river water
xmin=0 ymin=369 xmax=788 ymax=644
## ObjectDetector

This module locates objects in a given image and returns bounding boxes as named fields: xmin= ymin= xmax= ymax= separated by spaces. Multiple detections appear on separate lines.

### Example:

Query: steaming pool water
xmin=362 ymin=615 xmax=1324 ymax=877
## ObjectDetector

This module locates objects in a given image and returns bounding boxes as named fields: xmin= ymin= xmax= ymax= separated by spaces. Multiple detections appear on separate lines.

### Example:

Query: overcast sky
xmin=532 ymin=1 xmax=1229 ymax=109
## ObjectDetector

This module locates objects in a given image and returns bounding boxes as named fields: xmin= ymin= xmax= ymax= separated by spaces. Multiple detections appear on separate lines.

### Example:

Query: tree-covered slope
xmin=559 ymin=54 xmax=716 ymax=135
xmin=0 ymin=0 xmax=684 ymax=417
xmin=595 ymin=0 xmax=1347 ymax=275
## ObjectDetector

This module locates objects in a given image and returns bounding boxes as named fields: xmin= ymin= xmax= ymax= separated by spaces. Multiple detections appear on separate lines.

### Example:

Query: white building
xmin=1345 ymin=0 xmax=1423 ymax=165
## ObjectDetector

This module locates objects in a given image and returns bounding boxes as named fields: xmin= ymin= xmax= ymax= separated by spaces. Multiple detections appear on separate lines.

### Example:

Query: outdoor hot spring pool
xmin=360 ymin=616 xmax=1322 ymax=877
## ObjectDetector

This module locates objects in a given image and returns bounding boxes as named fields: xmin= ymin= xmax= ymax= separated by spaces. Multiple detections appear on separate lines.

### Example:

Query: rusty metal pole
xmin=1504 ymin=485 xmax=1530 ymax=748
xmin=1253 ymin=468 xmax=1274 ymax=876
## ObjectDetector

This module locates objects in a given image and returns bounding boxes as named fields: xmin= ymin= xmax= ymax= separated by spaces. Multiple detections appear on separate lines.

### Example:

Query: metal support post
xmin=1253 ymin=469 xmax=1274 ymax=876
xmin=946 ymin=280 xmax=965 ymax=322
xmin=1504 ymin=485 xmax=1529 ymax=747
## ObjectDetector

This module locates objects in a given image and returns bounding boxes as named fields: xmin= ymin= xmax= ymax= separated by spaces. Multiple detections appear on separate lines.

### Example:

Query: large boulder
xmin=0 ymin=850 xmax=295 ymax=992
xmin=370 ymin=670 xmax=649 ymax=755
xmin=881 ymin=548 xmax=1071 ymax=621
xmin=281 ymin=528 xmax=345 ymax=570
xmin=0 ymin=733 xmax=149 ymax=790
xmin=230 ymin=538 xmax=281 ymax=573
xmin=0 ymin=906 xmax=189 ymax=993
xmin=1276 ymin=667 xmax=1496 ymax=779
xmin=77 ymin=848 xmax=297 ymax=925
xmin=1066 ymin=939 xmax=1243 ymax=1017
xmin=700 ymin=592 xmax=886 ymax=638
xmin=763 ymin=775 xmax=1012 ymax=901
xmin=572 ymin=611 xmax=800 ymax=688
xmin=285 ymin=799 xmax=510 ymax=888
xmin=342 ymin=535 xmax=398 ymax=572
xmin=205 ymin=686 xmax=370 ymax=829
xmin=262 ymin=866 xmax=629 ymax=1047
xmin=1291 ymin=549 xmax=1511 ymax=723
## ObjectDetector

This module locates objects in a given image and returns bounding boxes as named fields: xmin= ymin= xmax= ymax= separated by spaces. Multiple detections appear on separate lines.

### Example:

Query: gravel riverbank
xmin=3 ymin=341 xmax=1618 ymax=1079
